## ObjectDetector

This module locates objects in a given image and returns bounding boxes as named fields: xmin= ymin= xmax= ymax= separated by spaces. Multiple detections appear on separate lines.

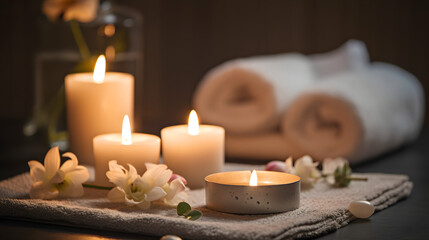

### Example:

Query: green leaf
xmin=177 ymin=202 xmax=191 ymax=216
xmin=186 ymin=210 xmax=202 ymax=221
xmin=334 ymin=162 xmax=352 ymax=187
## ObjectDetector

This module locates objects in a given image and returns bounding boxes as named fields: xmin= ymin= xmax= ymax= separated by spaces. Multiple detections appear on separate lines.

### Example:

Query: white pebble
xmin=160 ymin=235 xmax=182 ymax=240
xmin=349 ymin=200 xmax=375 ymax=218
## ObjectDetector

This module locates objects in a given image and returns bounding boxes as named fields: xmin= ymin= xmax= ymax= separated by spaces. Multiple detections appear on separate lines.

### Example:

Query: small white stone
xmin=349 ymin=200 xmax=375 ymax=218
xmin=160 ymin=235 xmax=182 ymax=240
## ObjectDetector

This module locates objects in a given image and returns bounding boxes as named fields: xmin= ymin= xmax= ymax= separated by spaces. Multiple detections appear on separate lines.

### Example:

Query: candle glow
xmin=93 ymin=55 xmax=106 ymax=83
xmin=249 ymin=170 xmax=258 ymax=186
xmin=188 ymin=110 xmax=199 ymax=136
xmin=122 ymin=115 xmax=132 ymax=145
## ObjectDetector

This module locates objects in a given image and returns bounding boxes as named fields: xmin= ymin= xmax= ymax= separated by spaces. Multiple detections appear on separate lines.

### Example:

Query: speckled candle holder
xmin=205 ymin=171 xmax=300 ymax=214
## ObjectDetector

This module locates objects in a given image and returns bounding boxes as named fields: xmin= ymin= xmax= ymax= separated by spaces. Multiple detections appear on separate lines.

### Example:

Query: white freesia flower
xmin=281 ymin=156 xmax=321 ymax=185
xmin=322 ymin=158 xmax=348 ymax=184
xmin=28 ymin=146 xmax=89 ymax=199
xmin=106 ymin=161 xmax=187 ymax=209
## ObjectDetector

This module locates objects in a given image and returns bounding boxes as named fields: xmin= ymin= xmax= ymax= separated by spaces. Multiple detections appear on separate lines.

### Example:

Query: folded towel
xmin=282 ymin=62 xmax=425 ymax=162
xmin=193 ymin=40 xmax=369 ymax=135
xmin=193 ymin=53 xmax=315 ymax=134
xmin=0 ymin=163 xmax=413 ymax=240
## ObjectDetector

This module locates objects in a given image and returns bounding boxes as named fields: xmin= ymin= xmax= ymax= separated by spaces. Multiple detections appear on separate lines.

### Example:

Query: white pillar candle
xmin=65 ymin=55 xmax=134 ymax=165
xmin=161 ymin=110 xmax=225 ymax=189
xmin=93 ymin=115 xmax=160 ymax=185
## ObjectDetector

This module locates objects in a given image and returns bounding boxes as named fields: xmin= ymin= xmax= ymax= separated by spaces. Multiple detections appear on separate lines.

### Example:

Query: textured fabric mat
xmin=0 ymin=163 xmax=412 ymax=240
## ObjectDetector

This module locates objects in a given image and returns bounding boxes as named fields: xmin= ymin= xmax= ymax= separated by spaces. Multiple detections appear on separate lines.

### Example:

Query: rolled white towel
xmin=282 ymin=62 xmax=425 ymax=163
xmin=193 ymin=53 xmax=316 ymax=134
xmin=193 ymin=40 xmax=369 ymax=135
xmin=310 ymin=39 xmax=370 ymax=78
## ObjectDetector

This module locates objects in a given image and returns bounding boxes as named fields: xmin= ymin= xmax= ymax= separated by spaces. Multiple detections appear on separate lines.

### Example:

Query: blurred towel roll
xmin=193 ymin=53 xmax=315 ymax=134
xmin=193 ymin=40 xmax=425 ymax=163
xmin=282 ymin=62 xmax=425 ymax=162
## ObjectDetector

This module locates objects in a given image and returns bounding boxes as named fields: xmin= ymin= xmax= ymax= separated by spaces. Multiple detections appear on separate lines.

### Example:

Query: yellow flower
xmin=42 ymin=0 xmax=99 ymax=23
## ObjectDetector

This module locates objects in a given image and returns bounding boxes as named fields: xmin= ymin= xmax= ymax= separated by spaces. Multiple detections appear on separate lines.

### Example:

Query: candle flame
xmin=122 ymin=115 xmax=132 ymax=145
xmin=249 ymin=170 xmax=258 ymax=186
xmin=188 ymin=110 xmax=199 ymax=135
xmin=93 ymin=55 xmax=106 ymax=83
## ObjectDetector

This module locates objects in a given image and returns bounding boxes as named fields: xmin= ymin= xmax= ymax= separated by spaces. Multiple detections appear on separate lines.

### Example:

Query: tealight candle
xmin=93 ymin=115 xmax=160 ymax=185
xmin=65 ymin=55 xmax=134 ymax=165
xmin=205 ymin=170 xmax=300 ymax=214
xmin=161 ymin=110 xmax=225 ymax=189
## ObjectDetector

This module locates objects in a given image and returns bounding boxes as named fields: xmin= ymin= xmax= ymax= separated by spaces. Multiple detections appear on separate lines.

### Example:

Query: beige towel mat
xmin=0 ymin=163 xmax=412 ymax=240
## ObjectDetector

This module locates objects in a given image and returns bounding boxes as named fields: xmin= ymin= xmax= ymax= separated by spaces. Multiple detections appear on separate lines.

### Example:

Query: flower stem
xmin=83 ymin=183 xmax=113 ymax=190
xmin=69 ymin=20 xmax=90 ymax=59
xmin=346 ymin=177 xmax=368 ymax=181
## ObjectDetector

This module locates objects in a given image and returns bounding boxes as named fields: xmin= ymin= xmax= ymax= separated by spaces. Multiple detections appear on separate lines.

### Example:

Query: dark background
xmin=0 ymin=2 xmax=428 ymax=239
xmin=0 ymin=0 xmax=428 ymax=141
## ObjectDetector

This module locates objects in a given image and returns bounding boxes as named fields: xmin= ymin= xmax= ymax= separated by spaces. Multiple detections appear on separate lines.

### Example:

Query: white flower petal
xmin=124 ymin=195 xmax=143 ymax=206
xmin=311 ymin=167 xmax=321 ymax=179
xmin=29 ymin=181 xmax=58 ymax=200
xmin=169 ymin=174 xmax=187 ymax=186
xmin=127 ymin=164 xmax=138 ymax=177
xmin=165 ymin=179 xmax=186 ymax=201
xmin=145 ymin=186 xmax=166 ymax=202
xmin=44 ymin=147 xmax=61 ymax=180
xmin=28 ymin=160 xmax=45 ymax=182
xmin=60 ymin=152 xmax=78 ymax=172
xmin=108 ymin=187 xmax=126 ymax=203
xmin=142 ymin=164 xmax=168 ymax=184
xmin=294 ymin=155 xmax=320 ymax=184
xmin=323 ymin=158 xmax=347 ymax=175
xmin=153 ymin=169 xmax=172 ymax=187
xmin=57 ymin=179 xmax=84 ymax=198
xmin=50 ymin=170 xmax=65 ymax=184
xmin=165 ymin=191 xmax=189 ymax=206
xmin=326 ymin=175 xmax=335 ymax=185
xmin=106 ymin=170 xmax=128 ymax=188
xmin=109 ymin=160 xmax=127 ymax=174
xmin=144 ymin=162 xmax=157 ymax=170
xmin=67 ymin=166 xmax=90 ymax=184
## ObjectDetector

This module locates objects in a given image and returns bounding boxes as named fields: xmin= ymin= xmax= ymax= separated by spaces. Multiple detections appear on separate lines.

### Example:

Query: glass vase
xmin=25 ymin=0 xmax=143 ymax=151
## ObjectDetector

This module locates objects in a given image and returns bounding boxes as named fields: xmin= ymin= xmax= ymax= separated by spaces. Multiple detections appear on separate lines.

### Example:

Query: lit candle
xmin=93 ymin=115 xmax=160 ymax=185
xmin=65 ymin=55 xmax=134 ymax=165
xmin=161 ymin=110 xmax=225 ymax=189
xmin=205 ymin=170 xmax=300 ymax=214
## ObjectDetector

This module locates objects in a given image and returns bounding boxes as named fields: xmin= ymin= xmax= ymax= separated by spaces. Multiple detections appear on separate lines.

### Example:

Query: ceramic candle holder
xmin=205 ymin=171 xmax=300 ymax=214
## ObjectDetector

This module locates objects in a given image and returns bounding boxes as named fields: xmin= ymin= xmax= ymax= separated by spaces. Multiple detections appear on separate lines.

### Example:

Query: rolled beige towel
xmin=193 ymin=53 xmax=316 ymax=134
xmin=282 ymin=62 xmax=425 ymax=163
xmin=194 ymin=40 xmax=369 ymax=135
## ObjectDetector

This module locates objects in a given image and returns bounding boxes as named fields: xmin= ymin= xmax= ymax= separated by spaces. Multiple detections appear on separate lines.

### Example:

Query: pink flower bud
xmin=265 ymin=161 xmax=286 ymax=172
xmin=169 ymin=174 xmax=187 ymax=185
